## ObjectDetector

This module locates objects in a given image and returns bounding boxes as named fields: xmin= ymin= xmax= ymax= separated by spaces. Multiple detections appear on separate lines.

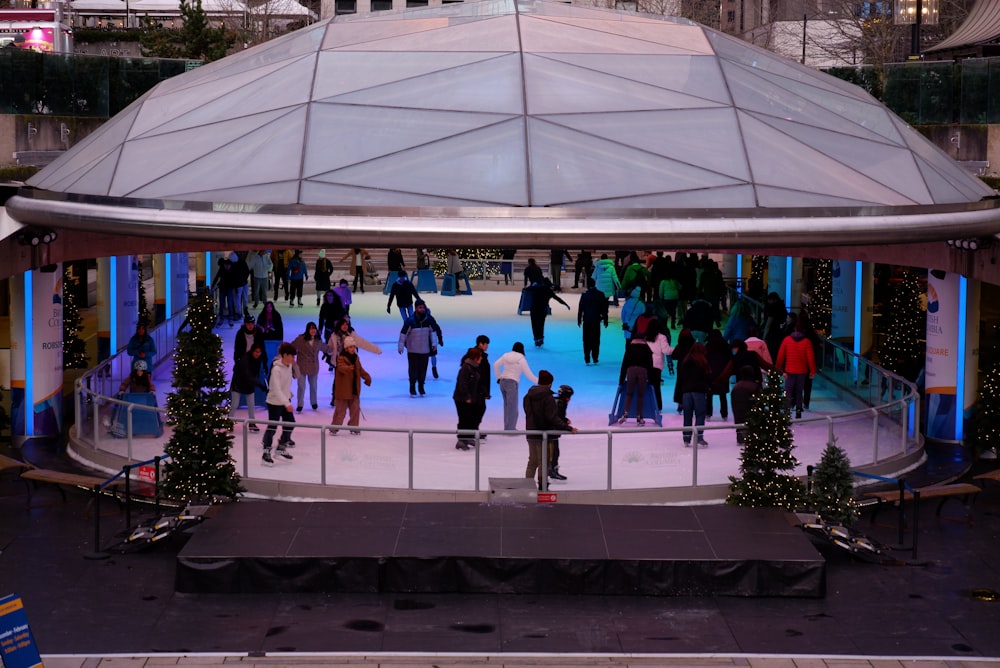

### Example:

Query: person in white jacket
xmin=492 ymin=342 xmax=538 ymax=430
xmin=645 ymin=321 xmax=674 ymax=411
xmin=262 ymin=342 xmax=297 ymax=465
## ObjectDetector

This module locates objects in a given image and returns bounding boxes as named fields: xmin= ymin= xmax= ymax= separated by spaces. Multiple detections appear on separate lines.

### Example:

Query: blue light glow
xmin=785 ymin=256 xmax=792 ymax=307
xmin=956 ymin=276 xmax=967 ymax=440
xmin=736 ymin=254 xmax=743 ymax=294
xmin=23 ymin=272 xmax=33 ymax=437
xmin=165 ymin=253 xmax=172 ymax=316
xmin=109 ymin=256 xmax=117 ymax=352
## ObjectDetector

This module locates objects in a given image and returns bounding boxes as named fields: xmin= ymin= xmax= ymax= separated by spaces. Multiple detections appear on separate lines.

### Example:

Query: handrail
xmin=74 ymin=303 xmax=922 ymax=499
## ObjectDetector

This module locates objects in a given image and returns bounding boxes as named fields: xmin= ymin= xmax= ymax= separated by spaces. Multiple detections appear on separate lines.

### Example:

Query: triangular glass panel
xmin=532 ymin=15 xmax=712 ymax=54
xmin=568 ymin=184 xmax=757 ymax=208
xmin=519 ymin=15 xmax=691 ymax=54
xmin=330 ymin=53 xmax=523 ymax=114
xmin=738 ymin=111 xmax=914 ymax=205
xmin=41 ymin=146 xmax=123 ymax=197
xmin=114 ymin=108 xmax=297 ymax=196
xmin=528 ymin=117 xmax=745 ymax=206
xmin=524 ymin=53 xmax=721 ymax=114
xmin=133 ymin=57 xmax=315 ymax=139
xmin=29 ymin=104 xmax=140 ymax=191
xmin=890 ymin=116 xmax=994 ymax=201
xmin=313 ymin=51 xmax=502 ymax=100
xmin=539 ymin=53 xmax=729 ymax=105
xmin=164 ymin=181 xmax=302 ymax=205
xmin=337 ymin=14 xmax=519 ymax=52
xmin=123 ymin=107 xmax=308 ymax=200
xmin=302 ymin=180 xmax=489 ymax=206
xmin=305 ymin=103 xmax=517 ymax=175
xmin=746 ymin=111 xmax=930 ymax=203
xmin=727 ymin=60 xmax=900 ymax=142
xmin=313 ymin=118 xmax=529 ymax=205
xmin=540 ymin=108 xmax=750 ymax=181
xmin=755 ymin=185 xmax=890 ymax=207
xmin=133 ymin=57 xmax=308 ymax=138
xmin=914 ymin=156 xmax=987 ymax=204
xmin=705 ymin=29 xmax=874 ymax=102
xmin=323 ymin=18 xmax=463 ymax=50
xmin=722 ymin=61 xmax=900 ymax=144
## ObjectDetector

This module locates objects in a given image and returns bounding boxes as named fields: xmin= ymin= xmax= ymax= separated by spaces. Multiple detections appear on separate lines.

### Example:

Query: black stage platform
xmin=175 ymin=502 xmax=825 ymax=598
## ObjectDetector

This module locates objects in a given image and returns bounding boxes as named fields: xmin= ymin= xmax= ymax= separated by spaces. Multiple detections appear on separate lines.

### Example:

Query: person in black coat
xmin=577 ymin=278 xmax=608 ymax=365
xmin=453 ymin=347 xmax=484 ymax=450
xmin=526 ymin=278 xmax=569 ymax=347
xmin=387 ymin=271 xmax=420 ymax=321
xmin=233 ymin=315 xmax=265 ymax=362
xmin=704 ymin=329 xmax=732 ymax=421
xmin=230 ymin=343 xmax=268 ymax=432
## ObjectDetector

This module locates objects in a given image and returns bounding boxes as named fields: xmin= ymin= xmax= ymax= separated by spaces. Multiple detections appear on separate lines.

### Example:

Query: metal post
xmin=606 ymin=431 xmax=613 ymax=491
xmin=897 ymin=479 xmax=906 ymax=547
xmin=153 ymin=455 xmax=161 ymax=516
xmin=912 ymin=489 xmax=920 ymax=559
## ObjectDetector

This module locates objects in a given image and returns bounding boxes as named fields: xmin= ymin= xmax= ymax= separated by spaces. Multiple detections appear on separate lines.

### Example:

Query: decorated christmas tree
xmin=809 ymin=437 xmax=858 ymax=525
xmin=429 ymin=248 xmax=500 ymax=280
xmin=727 ymin=368 xmax=805 ymax=510
xmin=810 ymin=259 xmax=832 ymax=335
xmin=161 ymin=291 xmax=243 ymax=502
xmin=878 ymin=269 xmax=924 ymax=382
xmin=137 ymin=259 xmax=151 ymax=325
xmin=62 ymin=270 xmax=90 ymax=369
xmin=969 ymin=359 xmax=1000 ymax=459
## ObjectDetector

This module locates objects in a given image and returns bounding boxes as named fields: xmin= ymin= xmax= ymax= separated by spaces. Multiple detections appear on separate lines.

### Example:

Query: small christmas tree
xmin=161 ymin=291 xmax=243 ymax=502
xmin=809 ymin=437 xmax=858 ymax=525
xmin=810 ymin=259 xmax=832 ymax=335
xmin=878 ymin=269 xmax=924 ymax=382
xmin=137 ymin=259 xmax=151 ymax=326
xmin=62 ymin=270 xmax=89 ymax=369
xmin=727 ymin=368 xmax=805 ymax=510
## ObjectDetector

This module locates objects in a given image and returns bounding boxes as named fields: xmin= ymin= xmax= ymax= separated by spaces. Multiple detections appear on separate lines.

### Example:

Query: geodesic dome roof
xmin=26 ymin=0 xmax=994 ymax=209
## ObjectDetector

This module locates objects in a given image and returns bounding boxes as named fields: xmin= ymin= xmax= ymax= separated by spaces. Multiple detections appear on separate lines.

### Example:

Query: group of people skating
xmin=207 ymin=248 xmax=820 ymax=476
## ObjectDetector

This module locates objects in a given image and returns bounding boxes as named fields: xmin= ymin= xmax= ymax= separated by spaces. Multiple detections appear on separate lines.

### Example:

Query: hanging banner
xmin=171 ymin=252 xmax=190 ymax=319
xmin=925 ymin=269 xmax=959 ymax=440
xmin=830 ymin=260 xmax=855 ymax=341
xmin=32 ymin=267 xmax=63 ymax=436
xmin=0 ymin=594 xmax=43 ymax=668
xmin=117 ymin=255 xmax=139 ymax=351
xmin=767 ymin=256 xmax=786 ymax=301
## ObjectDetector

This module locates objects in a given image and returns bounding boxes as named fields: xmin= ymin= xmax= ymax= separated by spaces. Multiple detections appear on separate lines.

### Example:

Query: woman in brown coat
xmin=331 ymin=336 xmax=371 ymax=434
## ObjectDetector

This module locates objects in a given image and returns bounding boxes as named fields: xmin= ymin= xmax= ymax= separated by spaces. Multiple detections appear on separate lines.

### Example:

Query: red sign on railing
xmin=537 ymin=492 xmax=557 ymax=503
xmin=137 ymin=465 xmax=157 ymax=483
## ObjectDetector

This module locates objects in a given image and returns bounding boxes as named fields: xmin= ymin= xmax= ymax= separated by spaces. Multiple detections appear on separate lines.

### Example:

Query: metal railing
xmin=74 ymin=329 xmax=922 ymax=496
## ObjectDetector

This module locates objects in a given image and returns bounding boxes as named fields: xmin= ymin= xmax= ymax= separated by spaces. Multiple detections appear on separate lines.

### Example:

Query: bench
xmin=864 ymin=483 xmax=981 ymax=523
xmin=973 ymin=469 xmax=1000 ymax=486
xmin=19 ymin=468 xmax=122 ymax=506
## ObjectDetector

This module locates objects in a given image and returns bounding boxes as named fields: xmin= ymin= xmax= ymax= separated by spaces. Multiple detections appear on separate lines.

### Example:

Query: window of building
xmin=335 ymin=0 xmax=357 ymax=14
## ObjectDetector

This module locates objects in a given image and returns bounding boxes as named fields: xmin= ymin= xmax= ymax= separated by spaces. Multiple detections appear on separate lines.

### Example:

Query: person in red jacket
xmin=775 ymin=321 xmax=817 ymax=419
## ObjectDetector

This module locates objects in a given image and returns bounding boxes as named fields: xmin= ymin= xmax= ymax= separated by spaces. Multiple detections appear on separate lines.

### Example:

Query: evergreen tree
xmin=968 ymin=359 xmax=1000 ymax=459
xmin=810 ymin=259 xmax=832 ymax=335
xmin=62 ymin=269 xmax=89 ymax=369
xmin=161 ymin=291 xmax=243 ymax=502
xmin=727 ymin=368 xmax=805 ymax=510
xmin=139 ymin=0 xmax=235 ymax=62
xmin=137 ymin=260 xmax=151 ymax=326
xmin=809 ymin=437 xmax=858 ymax=525
xmin=429 ymin=248 xmax=500 ymax=280
xmin=878 ymin=269 xmax=924 ymax=382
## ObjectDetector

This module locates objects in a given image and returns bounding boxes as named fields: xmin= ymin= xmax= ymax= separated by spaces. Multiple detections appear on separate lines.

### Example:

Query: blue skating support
xmin=411 ymin=269 xmax=438 ymax=293
xmin=608 ymin=383 xmax=662 ymax=426
xmin=440 ymin=273 xmax=457 ymax=296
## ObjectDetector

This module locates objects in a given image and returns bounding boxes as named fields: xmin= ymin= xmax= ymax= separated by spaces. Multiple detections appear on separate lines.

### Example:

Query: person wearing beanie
xmin=234 ymin=314 xmax=264 ymax=363
xmin=398 ymin=300 xmax=444 ymax=396
xmin=522 ymin=369 xmax=576 ymax=490
xmin=331 ymin=336 xmax=371 ymax=435
xmin=314 ymin=249 xmax=333 ymax=306
xmin=262 ymin=342 xmax=298 ymax=465
xmin=493 ymin=341 xmax=538 ymax=430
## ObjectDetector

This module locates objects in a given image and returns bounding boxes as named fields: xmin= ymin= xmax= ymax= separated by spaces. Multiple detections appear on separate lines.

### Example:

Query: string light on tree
xmin=161 ymin=290 xmax=243 ymax=502
xmin=727 ymin=368 xmax=805 ymax=510
xmin=62 ymin=268 xmax=89 ymax=369
xmin=879 ymin=269 xmax=924 ymax=382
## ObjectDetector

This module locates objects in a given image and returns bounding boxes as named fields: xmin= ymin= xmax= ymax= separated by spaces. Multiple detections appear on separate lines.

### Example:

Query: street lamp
xmin=896 ymin=0 xmax=939 ymax=58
